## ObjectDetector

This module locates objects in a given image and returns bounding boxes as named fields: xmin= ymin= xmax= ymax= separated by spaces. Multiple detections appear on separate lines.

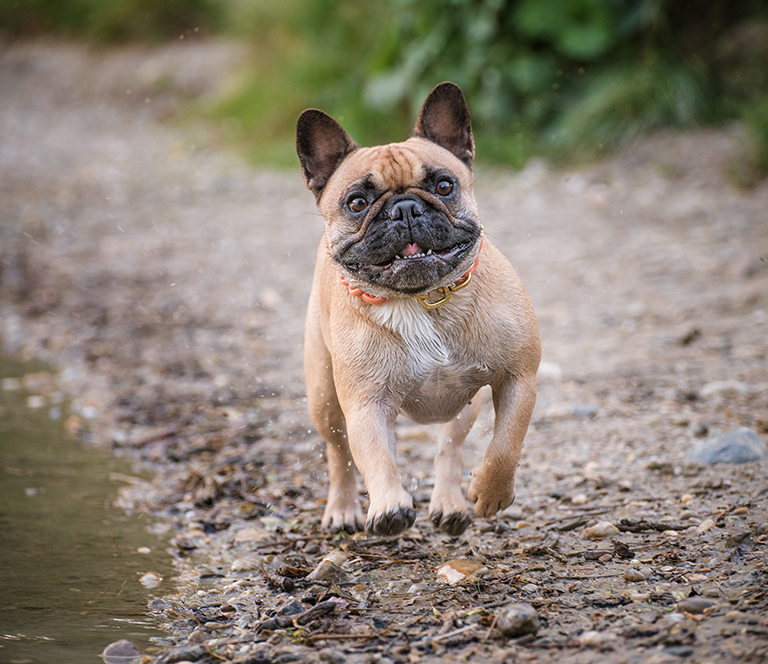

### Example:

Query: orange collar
xmin=339 ymin=239 xmax=482 ymax=311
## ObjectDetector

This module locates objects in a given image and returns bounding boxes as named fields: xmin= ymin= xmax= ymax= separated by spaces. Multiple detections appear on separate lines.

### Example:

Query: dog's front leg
xmin=429 ymin=391 xmax=482 ymax=536
xmin=341 ymin=404 xmax=415 ymax=536
xmin=467 ymin=373 xmax=537 ymax=517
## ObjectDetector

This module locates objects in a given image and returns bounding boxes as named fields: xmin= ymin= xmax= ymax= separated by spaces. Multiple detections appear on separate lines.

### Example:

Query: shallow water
xmin=0 ymin=359 xmax=172 ymax=664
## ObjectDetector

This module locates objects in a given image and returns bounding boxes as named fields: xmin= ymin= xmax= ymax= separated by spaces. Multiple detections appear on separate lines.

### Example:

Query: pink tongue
xmin=402 ymin=243 xmax=422 ymax=256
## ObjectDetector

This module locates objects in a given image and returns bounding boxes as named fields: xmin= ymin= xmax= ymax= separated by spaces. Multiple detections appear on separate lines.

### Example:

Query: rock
xmin=233 ymin=526 xmax=271 ymax=544
xmin=148 ymin=598 xmax=172 ymax=611
xmin=496 ymin=602 xmax=539 ymax=637
xmin=157 ymin=644 xmax=208 ymax=663
xmin=102 ymin=640 xmax=142 ymax=664
xmin=278 ymin=600 xmax=305 ymax=616
xmin=695 ymin=518 xmax=717 ymax=535
xmin=700 ymin=380 xmax=751 ymax=399
xmin=676 ymin=597 xmax=717 ymax=614
xmin=571 ymin=493 xmax=588 ymax=505
xmin=578 ymin=630 xmax=616 ymax=647
xmin=580 ymin=521 xmax=620 ymax=540
xmin=521 ymin=583 xmax=539 ymax=595
xmin=139 ymin=571 xmax=163 ymax=588
xmin=231 ymin=556 xmax=263 ymax=572
xmin=572 ymin=404 xmax=599 ymax=418
xmin=624 ymin=568 xmax=649 ymax=582
xmin=307 ymin=551 xmax=349 ymax=581
xmin=685 ymin=427 xmax=765 ymax=465
xmin=435 ymin=558 xmax=488 ymax=585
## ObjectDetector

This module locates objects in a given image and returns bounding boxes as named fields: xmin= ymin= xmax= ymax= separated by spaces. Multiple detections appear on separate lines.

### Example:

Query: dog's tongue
xmin=402 ymin=243 xmax=422 ymax=257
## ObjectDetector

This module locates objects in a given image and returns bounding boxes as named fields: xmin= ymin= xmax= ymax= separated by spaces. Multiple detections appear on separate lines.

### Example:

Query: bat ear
xmin=296 ymin=109 xmax=358 ymax=197
xmin=413 ymin=82 xmax=474 ymax=165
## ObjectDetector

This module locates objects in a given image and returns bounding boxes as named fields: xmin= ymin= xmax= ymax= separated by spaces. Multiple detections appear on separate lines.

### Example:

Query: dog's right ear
xmin=296 ymin=110 xmax=358 ymax=198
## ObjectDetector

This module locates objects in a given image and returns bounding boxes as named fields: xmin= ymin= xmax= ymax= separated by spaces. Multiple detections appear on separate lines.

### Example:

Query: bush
xmin=0 ymin=0 xmax=224 ymax=41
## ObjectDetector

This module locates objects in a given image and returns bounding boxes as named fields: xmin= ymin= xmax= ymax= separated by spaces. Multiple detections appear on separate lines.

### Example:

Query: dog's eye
xmin=436 ymin=179 xmax=453 ymax=196
xmin=347 ymin=196 xmax=369 ymax=213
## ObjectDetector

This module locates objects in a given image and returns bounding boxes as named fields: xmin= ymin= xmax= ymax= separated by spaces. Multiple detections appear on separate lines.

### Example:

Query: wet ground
xmin=0 ymin=359 xmax=173 ymax=663
xmin=1 ymin=40 xmax=767 ymax=663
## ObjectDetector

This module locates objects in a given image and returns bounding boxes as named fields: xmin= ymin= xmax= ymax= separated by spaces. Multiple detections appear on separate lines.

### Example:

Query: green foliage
xmin=744 ymin=94 xmax=768 ymax=177
xmin=0 ymin=0 xmax=224 ymax=41
xmin=5 ymin=0 xmax=768 ymax=169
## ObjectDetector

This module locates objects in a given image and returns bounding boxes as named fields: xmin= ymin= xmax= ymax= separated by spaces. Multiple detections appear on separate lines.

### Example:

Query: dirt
xmin=1 ymin=40 xmax=767 ymax=664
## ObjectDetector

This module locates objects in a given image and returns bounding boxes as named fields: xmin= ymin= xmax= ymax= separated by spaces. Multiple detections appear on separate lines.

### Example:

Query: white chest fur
xmin=367 ymin=299 xmax=472 ymax=402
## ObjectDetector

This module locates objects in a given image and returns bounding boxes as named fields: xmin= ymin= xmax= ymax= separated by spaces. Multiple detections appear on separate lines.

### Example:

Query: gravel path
xmin=2 ymin=40 xmax=768 ymax=664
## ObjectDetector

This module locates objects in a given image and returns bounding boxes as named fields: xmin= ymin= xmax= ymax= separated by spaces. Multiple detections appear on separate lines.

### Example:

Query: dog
xmin=296 ymin=82 xmax=541 ymax=537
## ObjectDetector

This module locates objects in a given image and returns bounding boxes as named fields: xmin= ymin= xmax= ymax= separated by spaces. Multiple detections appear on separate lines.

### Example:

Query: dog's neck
xmin=339 ymin=239 xmax=482 ymax=311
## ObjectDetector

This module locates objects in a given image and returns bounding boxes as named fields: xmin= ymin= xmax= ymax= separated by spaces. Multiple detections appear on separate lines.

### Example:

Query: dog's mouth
xmin=369 ymin=240 xmax=471 ymax=270
xmin=342 ymin=238 xmax=476 ymax=295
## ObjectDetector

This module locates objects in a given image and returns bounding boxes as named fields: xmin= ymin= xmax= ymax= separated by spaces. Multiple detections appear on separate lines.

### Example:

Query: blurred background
xmin=2 ymin=0 xmax=767 ymax=176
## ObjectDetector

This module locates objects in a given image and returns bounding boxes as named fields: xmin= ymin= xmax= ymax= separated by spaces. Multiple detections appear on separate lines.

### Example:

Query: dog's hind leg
xmin=429 ymin=391 xmax=482 ymax=536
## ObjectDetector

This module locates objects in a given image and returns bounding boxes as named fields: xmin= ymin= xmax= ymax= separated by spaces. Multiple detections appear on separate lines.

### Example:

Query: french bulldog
xmin=297 ymin=82 xmax=541 ymax=537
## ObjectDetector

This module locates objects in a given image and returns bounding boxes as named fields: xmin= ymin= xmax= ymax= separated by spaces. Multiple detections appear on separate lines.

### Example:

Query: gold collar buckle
xmin=415 ymin=270 xmax=473 ymax=311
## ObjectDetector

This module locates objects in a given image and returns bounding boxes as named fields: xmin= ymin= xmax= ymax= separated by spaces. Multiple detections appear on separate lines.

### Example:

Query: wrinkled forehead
xmin=330 ymin=137 xmax=470 ymax=194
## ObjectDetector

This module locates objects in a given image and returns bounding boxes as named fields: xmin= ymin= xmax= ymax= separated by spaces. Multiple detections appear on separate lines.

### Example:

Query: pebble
xmin=157 ymin=644 xmax=208 ymax=663
xmin=578 ymin=630 xmax=616 ymax=647
xmin=496 ymin=602 xmax=539 ymax=637
xmin=435 ymin=558 xmax=488 ymax=585
xmin=571 ymin=493 xmax=588 ymax=505
xmin=700 ymin=380 xmax=751 ymax=399
xmin=102 ymin=640 xmax=142 ymax=664
xmin=580 ymin=521 xmax=620 ymax=540
xmin=676 ymin=597 xmax=717 ymax=614
xmin=624 ymin=567 xmax=652 ymax=582
xmin=685 ymin=427 xmax=765 ymax=465
xmin=695 ymin=518 xmax=716 ymax=535
xmin=148 ymin=598 xmax=172 ymax=611
xmin=139 ymin=571 xmax=163 ymax=588
xmin=307 ymin=551 xmax=349 ymax=581
xmin=521 ymin=583 xmax=539 ymax=594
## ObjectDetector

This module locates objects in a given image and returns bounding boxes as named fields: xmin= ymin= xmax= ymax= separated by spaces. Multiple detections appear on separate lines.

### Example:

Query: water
xmin=0 ymin=359 xmax=173 ymax=663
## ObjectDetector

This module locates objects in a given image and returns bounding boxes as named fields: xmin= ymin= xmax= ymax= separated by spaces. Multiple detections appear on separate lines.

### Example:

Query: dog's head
xmin=296 ymin=82 xmax=483 ymax=298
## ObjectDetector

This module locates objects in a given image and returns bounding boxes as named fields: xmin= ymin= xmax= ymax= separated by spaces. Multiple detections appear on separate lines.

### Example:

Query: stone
xmin=624 ymin=568 xmax=648 ymax=582
xmin=102 ymin=640 xmax=142 ymax=664
xmin=278 ymin=600 xmax=305 ymax=616
xmin=676 ymin=597 xmax=717 ymax=614
xmin=435 ymin=558 xmax=488 ymax=585
xmin=307 ymin=551 xmax=350 ymax=582
xmin=578 ymin=630 xmax=616 ymax=647
xmin=580 ymin=521 xmax=620 ymax=540
xmin=685 ymin=427 xmax=765 ymax=465
xmin=148 ymin=598 xmax=172 ymax=611
xmin=496 ymin=602 xmax=539 ymax=637
xmin=139 ymin=571 xmax=163 ymax=588
xmin=695 ymin=518 xmax=717 ymax=535
xmin=157 ymin=644 xmax=208 ymax=663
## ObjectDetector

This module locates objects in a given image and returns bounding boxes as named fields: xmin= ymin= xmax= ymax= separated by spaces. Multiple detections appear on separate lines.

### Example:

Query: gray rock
xmin=157 ymin=644 xmax=208 ymax=663
xmin=102 ymin=640 xmax=142 ymax=664
xmin=685 ymin=427 xmax=765 ymax=465
xmin=676 ymin=597 xmax=717 ymax=614
xmin=147 ymin=598 xmax=172 ymax=611
xmin=497 ymin=602 xmax=539 ymax=637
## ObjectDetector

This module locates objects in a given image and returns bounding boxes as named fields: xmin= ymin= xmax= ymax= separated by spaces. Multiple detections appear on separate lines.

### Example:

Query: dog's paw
xmin=430 ymin=509 xmax=471 ymax=536
xmin=366 ymin=506 xmax=415 ymax=537
xmin=322 ymin=504 xmax=365 ymax=533
xmin=467 ymin=469 xmax=515 ymax=518
xmin=429 ymin=488 xmax=471 ymax=536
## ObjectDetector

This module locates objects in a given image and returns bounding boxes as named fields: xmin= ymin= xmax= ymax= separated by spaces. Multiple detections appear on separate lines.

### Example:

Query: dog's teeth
xmin=426 ymin=249 xmax=432 ymax=256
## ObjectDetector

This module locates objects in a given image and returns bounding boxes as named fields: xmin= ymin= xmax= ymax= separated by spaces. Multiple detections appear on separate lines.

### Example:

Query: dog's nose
xmin=389 ymin=198 xmax=424 ymax=222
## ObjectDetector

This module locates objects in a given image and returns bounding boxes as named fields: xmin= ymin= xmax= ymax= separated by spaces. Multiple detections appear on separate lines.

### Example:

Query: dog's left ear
xmin=296 ymin=109 xmax=358 ymax=198
xmin=413 ymin=82 xmax=474 ymax=166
